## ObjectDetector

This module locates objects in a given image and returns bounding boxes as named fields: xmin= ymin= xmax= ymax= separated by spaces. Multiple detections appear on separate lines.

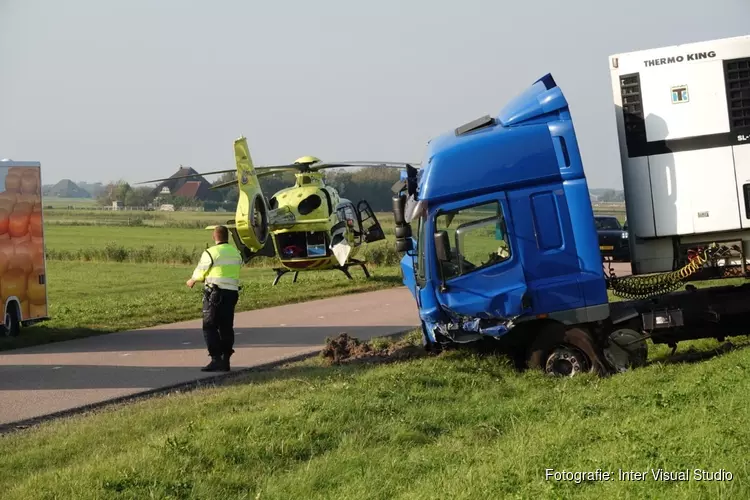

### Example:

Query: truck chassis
xmin=423 ymin=267 xmax=750 ymax=378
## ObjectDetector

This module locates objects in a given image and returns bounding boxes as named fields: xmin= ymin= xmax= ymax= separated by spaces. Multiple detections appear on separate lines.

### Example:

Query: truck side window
xmin=435 ymin=201 xmax=510 ymax=279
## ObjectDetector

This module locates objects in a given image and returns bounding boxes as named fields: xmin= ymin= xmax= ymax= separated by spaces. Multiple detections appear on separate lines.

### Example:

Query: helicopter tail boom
xmin=233 ymin=136 xmax=270 ymax=252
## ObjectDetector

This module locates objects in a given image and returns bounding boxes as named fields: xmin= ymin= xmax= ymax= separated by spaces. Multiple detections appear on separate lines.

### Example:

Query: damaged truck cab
xmin=393 ymin=74 xmax=618 ymax=374
xmin=396 ymin=39 xmax=750 ymax=377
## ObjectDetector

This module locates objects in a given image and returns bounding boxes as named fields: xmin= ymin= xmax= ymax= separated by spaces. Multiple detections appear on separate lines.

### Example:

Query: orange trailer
xmin=0 ymin=159 xmax=49 ymax=336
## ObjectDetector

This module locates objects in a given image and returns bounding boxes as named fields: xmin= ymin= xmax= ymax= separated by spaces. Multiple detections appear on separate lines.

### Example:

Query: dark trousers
xmin=202 ymin=286 xmax=239 ymax=358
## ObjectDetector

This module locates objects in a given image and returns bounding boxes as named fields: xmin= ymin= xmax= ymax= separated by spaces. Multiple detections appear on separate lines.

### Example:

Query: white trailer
xmin=0 ymin=159 xmax=50 ymax=336
xmin=609 ymin=34 xmax=750 ymax=276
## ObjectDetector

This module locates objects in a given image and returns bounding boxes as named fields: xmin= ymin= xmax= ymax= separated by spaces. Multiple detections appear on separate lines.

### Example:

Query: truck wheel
xmin=1 ymin=304 xmax=20 ymax=337
xmin=527 ymin=325 xmax=606 ymax=377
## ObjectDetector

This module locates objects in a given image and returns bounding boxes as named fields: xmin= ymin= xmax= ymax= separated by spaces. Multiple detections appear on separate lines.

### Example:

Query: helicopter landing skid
xmin=271 ymin=268 xmax=299 ymax=286
xmin=271 ymin=259 xmax=371 ymax=286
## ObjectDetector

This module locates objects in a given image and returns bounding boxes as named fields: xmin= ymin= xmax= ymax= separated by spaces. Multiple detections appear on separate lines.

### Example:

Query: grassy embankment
xmin=1 ymin=328 xmax=748 ymax=499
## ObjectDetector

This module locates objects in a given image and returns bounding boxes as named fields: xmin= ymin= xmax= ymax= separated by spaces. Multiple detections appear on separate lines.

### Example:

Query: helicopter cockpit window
xmin=298 ymin=194 xmax=322 ymax=215
xmin=321 ymin=189 xmax=333 ymax=215
xmin=344 ymin=206 xmax=356 ymax=223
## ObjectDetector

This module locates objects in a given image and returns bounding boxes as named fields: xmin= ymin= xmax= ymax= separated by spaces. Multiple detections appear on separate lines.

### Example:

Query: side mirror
xmin=392 ymin=193 xmax=406 ymax=225
xmin=434 ymin=230 xmax=450 ymax=262
xmin=623 ymin=221 xmax=628 ymax=231
xmin=395 ymin=238 xmax=414 ymax=253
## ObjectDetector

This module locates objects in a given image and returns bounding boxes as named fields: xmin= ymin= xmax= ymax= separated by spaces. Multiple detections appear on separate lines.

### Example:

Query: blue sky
xmin=1 ymin=0 xmax=748 ymax=188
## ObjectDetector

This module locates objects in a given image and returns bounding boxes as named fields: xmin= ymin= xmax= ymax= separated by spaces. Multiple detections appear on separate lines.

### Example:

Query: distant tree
xmin=325 ymin=168 xmax=399 ymax=211
xmin=124 ymin=186 xmax=153 ymax=207
xmin=212 ymin=172 xmax=238 ymax=203
xmin=155 ymin=194 xmax=202 ymax=209
xmin=598 ymin=189 xmax=617 ymax=202
xmin=96 ymin=180 xmax=132 ymax=206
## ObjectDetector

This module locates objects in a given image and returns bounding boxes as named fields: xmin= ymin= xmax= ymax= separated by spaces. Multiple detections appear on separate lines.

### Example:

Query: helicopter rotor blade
xmin=209 ymin=179 xmax=237 ymax=190
xmin=256 ymin=167 xmax=301 ymax=177
xmin=319 ymin=161 xmax=421 ymax=166
xmin=135 ymin=168 xmax=236 ymax=185
xmin=257 ymin=163 xmax=303 ymax=169
xmin=310 ymin=161 xmax=421 ymax=171
xmin=137 ymin=160 xmax=421 ymax=185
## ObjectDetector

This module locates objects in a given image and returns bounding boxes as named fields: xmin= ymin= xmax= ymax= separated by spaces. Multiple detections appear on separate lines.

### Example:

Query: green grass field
xmin=1 ymin=333 xmax=748 ymax=499
xmin=45 ymin=225 xmax=214 ymax=250
xmin=42 ymin=197 xmax=99 ymax=209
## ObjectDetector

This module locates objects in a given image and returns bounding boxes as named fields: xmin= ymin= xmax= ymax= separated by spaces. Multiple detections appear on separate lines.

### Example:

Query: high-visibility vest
xmin=191 ymin=243 xmax=243 ymax=290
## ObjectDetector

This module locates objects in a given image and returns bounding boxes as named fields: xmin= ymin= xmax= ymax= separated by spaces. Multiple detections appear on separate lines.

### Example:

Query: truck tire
xmin=1 ymin=303 xmax=20 ymax=337
xmin=527 ymin=325 xmax=607 ymax=377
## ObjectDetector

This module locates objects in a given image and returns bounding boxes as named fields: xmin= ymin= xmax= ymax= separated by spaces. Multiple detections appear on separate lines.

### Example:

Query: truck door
xmin=356 ymin=200 xmax=386 ymax=243
xmin=432 ymin=195 xmax=530 ymax=322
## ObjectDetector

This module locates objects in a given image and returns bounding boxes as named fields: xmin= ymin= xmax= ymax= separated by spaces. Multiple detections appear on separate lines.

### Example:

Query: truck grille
xmin=724 ymin=57 xmax=750 ymax=130
xmin=619 ymin=73 xmax=647 ymax=150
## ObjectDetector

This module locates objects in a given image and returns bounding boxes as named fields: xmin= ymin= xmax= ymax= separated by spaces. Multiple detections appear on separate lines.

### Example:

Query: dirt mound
xmin=320 ymin=333 xmax=428 ymax=365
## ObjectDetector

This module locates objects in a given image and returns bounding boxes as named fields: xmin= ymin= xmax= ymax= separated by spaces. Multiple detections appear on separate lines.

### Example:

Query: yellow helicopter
xmin=139 ymin=136 xmax=418 ymax=285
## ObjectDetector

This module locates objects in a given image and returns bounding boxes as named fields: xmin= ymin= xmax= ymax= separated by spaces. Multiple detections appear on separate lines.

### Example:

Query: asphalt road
xmin=0 ymin=262 xmax=632 ymax=429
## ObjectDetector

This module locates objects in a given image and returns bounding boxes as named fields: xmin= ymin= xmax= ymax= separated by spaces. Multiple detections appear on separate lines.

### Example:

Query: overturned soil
xmin=320 ymin=333 xmax=429 ymax=366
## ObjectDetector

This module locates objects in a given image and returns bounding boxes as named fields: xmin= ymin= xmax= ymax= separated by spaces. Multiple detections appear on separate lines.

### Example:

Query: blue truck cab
xmin=393 ymin=73 xmax=750 ymax=377
xmin=392 ymin=74 xmax=622 ymax=375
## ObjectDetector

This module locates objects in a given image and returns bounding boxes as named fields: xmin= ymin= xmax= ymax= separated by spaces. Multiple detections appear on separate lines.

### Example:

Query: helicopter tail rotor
xmin=233 ymin=136 xmax=270 ymax=252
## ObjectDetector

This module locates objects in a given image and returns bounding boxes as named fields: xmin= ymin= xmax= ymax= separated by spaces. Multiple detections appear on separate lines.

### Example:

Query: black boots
xmin=201 ymin=349 xmax=235 ymax=372
xmin=223 ymin=349 xmax=235 ymax=371
xmin=201 ymin=356 xmax=228 ymax=372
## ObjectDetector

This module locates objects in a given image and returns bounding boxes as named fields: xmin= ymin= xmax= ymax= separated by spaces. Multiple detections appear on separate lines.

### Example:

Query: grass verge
xmin=0 ymin=261 xmax=402 ymax=351
xmin=0 ymin=331 xmax=748 ymax=499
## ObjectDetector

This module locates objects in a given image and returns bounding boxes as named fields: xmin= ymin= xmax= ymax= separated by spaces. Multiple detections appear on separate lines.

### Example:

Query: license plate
xmin=600 ymin=245 xmax=614 ymax=251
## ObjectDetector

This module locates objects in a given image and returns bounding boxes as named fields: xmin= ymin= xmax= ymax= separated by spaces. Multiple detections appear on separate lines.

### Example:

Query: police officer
xmin=186 ymin=225 xmax=243 ymax=372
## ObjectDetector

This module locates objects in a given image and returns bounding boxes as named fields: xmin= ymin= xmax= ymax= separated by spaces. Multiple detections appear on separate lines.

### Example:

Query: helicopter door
xmin=356 ymin=200 xmax=386 ymax=243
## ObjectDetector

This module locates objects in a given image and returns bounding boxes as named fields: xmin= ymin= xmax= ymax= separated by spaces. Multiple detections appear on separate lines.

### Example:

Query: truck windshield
xmin=436 ymin=200 xmax=511 ymax=279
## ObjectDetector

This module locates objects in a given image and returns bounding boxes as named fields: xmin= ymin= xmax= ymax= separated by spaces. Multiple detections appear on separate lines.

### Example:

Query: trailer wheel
xmin=527 ymin=325 xmax=606 ymax=377
xmin=1 ymin=303 xmax=20 ymax=337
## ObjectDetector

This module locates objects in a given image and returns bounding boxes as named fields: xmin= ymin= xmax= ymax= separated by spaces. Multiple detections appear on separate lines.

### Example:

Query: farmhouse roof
xmin=151 ymin=166 xmax=214 ymax=200
xmin=173 ymin=180 xmax=202 ymax=199
xmin=45 ymin=179 xmax=91 ymax=198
